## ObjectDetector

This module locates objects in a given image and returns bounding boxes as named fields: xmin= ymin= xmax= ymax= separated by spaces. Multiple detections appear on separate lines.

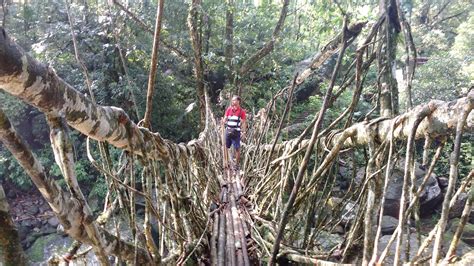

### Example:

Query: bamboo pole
xmin=217 ymin=211 xmax=226 ymax=266
xmin=211 ymin=212 xmax=219 ymax=266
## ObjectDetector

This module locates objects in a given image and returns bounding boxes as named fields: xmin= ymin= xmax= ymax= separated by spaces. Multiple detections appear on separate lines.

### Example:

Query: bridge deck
xmin=210 ymin=161 xmax=253 ymax=265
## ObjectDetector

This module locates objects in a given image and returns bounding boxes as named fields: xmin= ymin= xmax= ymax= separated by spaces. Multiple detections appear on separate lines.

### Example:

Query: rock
xmin=470 ymin=207 xmax=474 ymax=224
xmin=341 ymin=201 xmax=358 ymax=225
xmin=315 ymin=230 xmax=344 ymax=252
xmin=388 ymin=161 xmax=442 ymax=217
xmin=87 ymin=193 xmax=101 ymax=213
xmin=376 ymin=233 xmax=472 ymax=264
xmin=21 ymin=219 xmax=34 ymax=229
xmin=39 ymin=203 xmax=50 ymax=213
xmin=437 ymin=176 xmax=449 ymax=188
xmin=339 ymin=179 xmax=350 ymax=190
xmin=43 ymin=227 xmax=57 ymax=235
xmin=377 ymin=234 xmax=420 ymax=264
xmin=332 ymin=225 xmax=345 ymax=234
xmin=7 ymin=190 xmax=16 ymax=199
xmin=25 ymin=204 xmax=40 ymax=216
xmin=17 ymin=224 xmax=30 ymax=239
xmin=26 ymin=234 xmax=72 ymax=263
xmin=135 ymin=195 xmax=146 ymax=210
xmin=32 ymin=219 xmax=42 ymax=229
xmin=338 ymin=165 xmax=351 ymax=180
xmin=456 ymin=250 xmax=474 ymax=265
xmin=381 ymin=216 xmax=398 ymax=235
xmin=358 ymin=160 xmax=442 ymax=218
xmin=47 ymin=217 xmax=59 ymax=227
xmin=327 ymin=197 xmax=358 ymax=225
xmin=355 ymin=168 xmax=365 ymax=184
xmin=24 ymin=234 xmax=40 ymax=249
xmin=137 ymin=208 xmax=145 ymax=216
xmin=449 ymin=193 xmax=468 ymax=219
xmin=449 ymin=218 xmax=474 ymax=246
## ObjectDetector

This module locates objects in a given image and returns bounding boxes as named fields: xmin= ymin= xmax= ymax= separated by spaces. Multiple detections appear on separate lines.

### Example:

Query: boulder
xmin=377 ymin=233 xmax=471 ymax=264
xmin=315 ymin=230 xmax=344 ymax=252
xmin=327 ymin=197 xmax=358 ymax=225
xmin=20 ymin=219 xmax=34 ymax=230
xmin=39 ymin=203 xmax=51 ymax=213
xmin=381 ymin=216 xmax=398 ymax=235
xmin=456 ymin=250 xmax=474 ymax=265
xmin=449 ymin=219 xmax=474 ymax=247
xmin=25 ymin=204 xmax=40 ymax=216
xmin=7 ymin=190 xmax=16 ymax=199
xmin=449 ymin=193 xmax=468 ymax=219
xmin=332 ymin=225 xmax=345 ymax=234
xmin=377 ymin=234 xmax=420 ymax=264
xmin=470 ymin=207 xmax=474 ymax=224
xmin=47 ymin=216 xmax=59 ymax=227
xmin=437 ymin=176 xmax=449 ymax=188
xmin=356 ymin=160 xmax=442 ymax=218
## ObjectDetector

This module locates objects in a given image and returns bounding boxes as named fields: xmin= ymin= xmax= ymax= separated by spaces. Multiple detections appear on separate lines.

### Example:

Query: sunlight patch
xmin=185 ymin=102 xmax=196 ymax=114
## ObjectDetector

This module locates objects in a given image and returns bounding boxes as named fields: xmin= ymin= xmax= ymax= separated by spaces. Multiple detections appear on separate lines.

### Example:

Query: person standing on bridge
xmin=222 ymin=95 xmax=247 ymax=171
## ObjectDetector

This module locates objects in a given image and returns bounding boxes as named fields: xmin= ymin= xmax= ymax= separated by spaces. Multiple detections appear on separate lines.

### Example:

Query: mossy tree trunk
xmin=0 ymin=185 xmax=27 ymax=265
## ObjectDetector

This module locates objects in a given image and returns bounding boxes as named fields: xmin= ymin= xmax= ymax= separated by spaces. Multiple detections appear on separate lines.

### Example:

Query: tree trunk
xmin=0 ymin=185 xmax=27 ymax=265
xmin=225 ymin=0 xmax=234 ymax=84
xmin=188 ymin=0 xmax=207 ymax=128
xmin=143 ymin=0 xmax=165 ymax=128
xmin=0 ymin=27 xmax=208 ymax=160
xmin=378 ymin=0 xmax=400 ymax=117
xmin=0 ymin=109 xmax=152 ymax=264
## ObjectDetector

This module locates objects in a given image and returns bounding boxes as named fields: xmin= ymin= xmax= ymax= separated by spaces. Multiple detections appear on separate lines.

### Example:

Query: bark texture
xmin=188 ymin=0 xmax=207 ymax=128
xmin=0 ymin=109 xmax=151 ymax=264
xmin=0 ymin=27 xmax=203 ymax=161
xmin=0 ymin=184 xmax=27 ymax=265
xmin=143 ymin=0 xmax=166 ymax=128
xmin=1 ymin=13 xmax=474 ymax=264
xmin=378 ymin=0 xmax=401 ymax=117
xmin=267 ymin=93 xmax=474 ymax=153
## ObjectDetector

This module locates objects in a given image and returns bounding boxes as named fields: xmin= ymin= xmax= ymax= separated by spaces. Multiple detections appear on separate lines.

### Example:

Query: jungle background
xmin=0 ymin=0 xmax=473 ymax=264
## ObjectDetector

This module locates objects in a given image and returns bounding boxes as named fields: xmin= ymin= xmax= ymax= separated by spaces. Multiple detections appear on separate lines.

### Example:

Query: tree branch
xmin=0 ymin=27 xmax=203 ymax=161
xmin=0 ymin=108 xmax=151 ymax=264
xmin=295 ymin=20 xmax=367 ymax=86
xmin=0 ymin=183 xmax=27 ymax=265
xmin=142 ymin=0 xmax=165 ymax=128
xmin=188 ymin=0 xmax=206 ymax=128
xmin=267 ymin=91 xmax=474 ymax=153
xmin=111 ymin=0 xmax=188 ymax=60
xmin=236 ymin=0 xmax=290 ymax=93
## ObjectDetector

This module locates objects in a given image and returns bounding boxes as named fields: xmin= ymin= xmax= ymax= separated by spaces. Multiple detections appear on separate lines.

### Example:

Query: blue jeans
xmin=225 ymin=129 xmax=241 ymax=149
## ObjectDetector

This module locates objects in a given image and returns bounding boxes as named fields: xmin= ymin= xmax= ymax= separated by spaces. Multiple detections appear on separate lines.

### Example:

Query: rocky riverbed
xmin=6 ymin=186 xmax=100 ymax=264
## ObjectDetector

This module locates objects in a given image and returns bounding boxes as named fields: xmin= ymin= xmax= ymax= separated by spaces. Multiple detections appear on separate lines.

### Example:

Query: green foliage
xmin=432 ymin=136 xmax=473 ymax=179
xmin=402 ymin=0 xmax=472 ymax=107
xmin=0 ymin=152 xmax=32 ymax=190
xmin=451 ymin=13 xmax=474 ymax=82
xmin=412 ymin=53 xmax=470 ymax=105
